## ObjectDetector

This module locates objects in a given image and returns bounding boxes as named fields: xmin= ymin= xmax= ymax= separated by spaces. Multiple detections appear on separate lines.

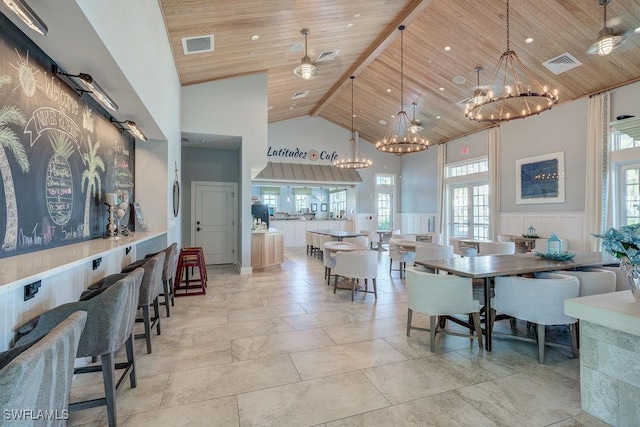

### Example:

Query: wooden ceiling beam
xmin=310 ymin=0 xmax=434 ymax=118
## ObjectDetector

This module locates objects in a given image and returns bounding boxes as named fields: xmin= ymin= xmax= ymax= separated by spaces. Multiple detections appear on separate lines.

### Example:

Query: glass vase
xmin=619 ymin=258 xmax=640 ymax=302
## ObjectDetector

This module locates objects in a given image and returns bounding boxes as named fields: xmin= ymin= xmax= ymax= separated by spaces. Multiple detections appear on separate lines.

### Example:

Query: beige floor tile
xmin=227 ymin=303 xmax=306 ymax=323
xmin=231 ymin=328 xmax=335 ymax=361
xmin=271 ymin=310 xmax=356 ymax=333
xmin=237 ymin=371 xmax=390 ymax=426
xmin=180 ymin=319 xmax=277 ymax=346
xmin=325 ymin=390 xmax=497 ymax=426
xmin=321 ymin=317 xmax=407 ymax=344
xmin=135 ymin=340 xmax=231 ymax=377
xmin=363 ymin=355 xmax=498 ymax=404
xmin=548 ymin=412 xmax=612 ymax=426
xmin=289 ymin=338 xmax=407 ymax=380
xmin=118 ymin=396 xmax=239 ymax=427
xmin=260 ymin=291 xmax=330 ymax=306
xmin=455 ymin=364 xmax=582 ymax=426
xmin=161 ymin=354 xmax=300 ymax=408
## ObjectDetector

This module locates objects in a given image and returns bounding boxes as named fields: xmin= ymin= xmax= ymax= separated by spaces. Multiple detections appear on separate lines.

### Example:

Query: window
xmin=620 ymin=164 xmax=640 ymax=225
xmin=330 ymin=190 xmax=346 ymax=218
xmin=446 ymin=157 xmax=489 ymax=240
xmin=612 ymin=130 xmax=640 ymax=151
xmin=376 ymin=174 xmax=396 ymax=230
xmin=295 ymin=195 xmax=309 ymax=212
xmin=610 ymin=129 xmax=640 ymax=227
xmin=262 ymin=195 xmax=278 ymax=211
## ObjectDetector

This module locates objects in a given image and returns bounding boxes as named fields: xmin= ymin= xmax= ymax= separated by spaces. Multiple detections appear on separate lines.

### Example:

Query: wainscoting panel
xmin=397 ymin=213 xmax=437 ymax=234
xmin=500 ymin=212 xmax=586 ymax=251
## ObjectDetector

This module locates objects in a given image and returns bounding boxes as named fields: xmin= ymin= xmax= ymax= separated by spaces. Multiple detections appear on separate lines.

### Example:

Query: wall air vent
xmin=182 ymin=35 xmax=214 ymax=55
xmin=315 ymin=50 xmax=340 ymax=62
xmin=292 ymin=91 xmax=310 ymax=100
xmin=542 ymin=52 xmax=582 ymax=75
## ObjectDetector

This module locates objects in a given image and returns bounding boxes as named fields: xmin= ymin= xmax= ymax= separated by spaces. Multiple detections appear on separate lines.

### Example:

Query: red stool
xmin=174 ymin=247 xmax=207 ymax=296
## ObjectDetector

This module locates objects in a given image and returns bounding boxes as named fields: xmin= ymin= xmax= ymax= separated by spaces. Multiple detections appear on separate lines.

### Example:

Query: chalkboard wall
xmin=0 ymin=12 xmax=135 ymax=259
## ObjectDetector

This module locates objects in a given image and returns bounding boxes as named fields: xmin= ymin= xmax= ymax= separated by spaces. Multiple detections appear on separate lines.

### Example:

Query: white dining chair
xmin=343 ymin=235 xmax=369 ymax=248
xmin=405 ymin=268 xmax=483 ymax=352
xmin=558 ymin=268 xmax=616 ymax=297
xmin=491 ymin=272 xmax=580 ymax=364
xmin=601 ymin=266 xmax=630 ymax=292
xmin=428 ymin=233 xmax=442 ymax=245
xmin=389 ymin=238 xmax=416 ymax=279
xmin=305 ymin=231 xmax=314 ymax=256
xmin=360 ymin=230 xmax=378 ymax=249
xmin=414 ymin=245 xmax=455 ymax=274
xmin=333 ymin=250 xmax=378 ymax=301
xmin=478 ymin=241 xmax=516 ymax=255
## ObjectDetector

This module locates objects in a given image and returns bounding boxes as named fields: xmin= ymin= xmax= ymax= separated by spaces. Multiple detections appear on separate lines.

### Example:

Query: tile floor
xmin=67 ymin=248 xmax=611 ymax=426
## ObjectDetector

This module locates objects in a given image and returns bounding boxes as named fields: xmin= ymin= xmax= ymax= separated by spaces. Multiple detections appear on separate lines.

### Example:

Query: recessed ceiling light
xmin=439 ymin=87 xmax=445 ymax=91
xmin=346 ymin=23 xmax=353 ymax=29
xmin=354 ymin=13 xmax=361 ymax=18
xmin=444 ymin=46 xmax=451 ymax=51
xmin=635 ymin=27 xmax=640 ymax=34
xmin=391 ymin=114 xmax=395 ymax=118
xmin=379 ymin=119 xmax=387 ymax=125
xmin=436 ymin=115 xmax=441 ymax=119
xmin=290 ymin=42 xmax=304 ymax=52
xmin=268 ymin=105 xmax=274 ymax=110
xmin=289 ymin=106 xmax=294 ymax=110
xmin=525 ymin=37 xmax=533 ymax=43
xmin=452 ymin=76 xmax=466 ymax=85
xmin=251 ymin=35 xmax=260 ymax=41
xmin=386 ymin=88 xmax=392 ymax=93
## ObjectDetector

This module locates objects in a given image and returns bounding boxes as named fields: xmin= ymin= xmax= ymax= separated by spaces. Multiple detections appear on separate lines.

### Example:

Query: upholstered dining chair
xmin=15 ymin=268 xmax=144 ymax=427
xmin=414 ymin=244 xmax=455 ymax=273
xmin=601 ymin=266 xmax=630 ymax=292
xmin=122 ymin=252 xmax=165 ymax=354
xmin=306 ymin=231 xmax=315 ymax=255
xmin=148 ymin=242 xmax=178 ymax=317
xmin=559 ymin=268 xmax=617 ymax=297
xmin=322 ymin=241 xmax=347 ymax=286
xmin=317 ymin=234 xmax=337 ymax=260
xmin=360 ymin=230 xmax=378 ymax=249
xmin=389 ymin=238 xmax=416 ymax=279
xmin=491 ymin=272 xmax=580 ymax=364
xmin=312 ymin=233 xmax=321 ymax=258
xmin=478 ymin=241 xmax=516 ymax=255
xmin=343 ymin=235 xmax=369 ymax=248
xmin=333 ymin=250 xmax=378 ymax=301
xmin=0 ymin=311 xmax=87 ymax=424
xmin=405 ymin=268 xmax=483 ymax=352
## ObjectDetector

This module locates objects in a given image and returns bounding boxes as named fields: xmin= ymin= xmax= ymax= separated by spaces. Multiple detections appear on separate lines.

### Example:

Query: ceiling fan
xmin=408 ymin=102 xmax=423 ymax=134
xmin=587 ymin=0 xmax=627 ymax=55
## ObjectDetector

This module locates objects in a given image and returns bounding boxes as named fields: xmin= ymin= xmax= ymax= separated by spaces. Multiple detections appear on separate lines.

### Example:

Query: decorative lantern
xmin=547 ymin=232 xmax=562 ymax=255
xmin=526 ymin=225 xmax=537 ymax=237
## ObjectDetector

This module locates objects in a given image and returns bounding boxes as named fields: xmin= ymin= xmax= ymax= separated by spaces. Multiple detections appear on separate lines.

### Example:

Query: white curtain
xmin=488 ymin=127 xmax=500 ymax=240
xmin=585 ymin=91 xmax=610 ymax=251
xmin=437 ymin=143 xmax=446 ymax=238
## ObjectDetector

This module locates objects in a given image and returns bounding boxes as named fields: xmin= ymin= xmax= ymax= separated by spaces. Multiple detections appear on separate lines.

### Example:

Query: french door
xmin=620 ymin=163 xmax=640 ymax=225
xmin=450 ymin=183 xmax=489 ymax=239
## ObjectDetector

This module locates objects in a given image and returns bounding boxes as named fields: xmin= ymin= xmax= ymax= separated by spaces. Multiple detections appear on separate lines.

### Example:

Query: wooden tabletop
xmin=325 ymin=244 xmax=368 ymax=253
xmin=415 ymin=251 xmax=619 ymax=279
xmin=313 ymin=229 xmax=363 ymax=239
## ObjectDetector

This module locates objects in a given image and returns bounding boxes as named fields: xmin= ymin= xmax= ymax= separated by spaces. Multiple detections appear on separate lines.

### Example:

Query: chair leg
xmin=430 ymin=315 xmax=437 ymax=352
xmin=153 ymin=297 xmax=161 ymax=335
xmin=162 ymin=279 xmax=171 ymax=317
xmin=125 ymin=334 xmax=137 ymax=388
xmin=350 ymin=278 xmax=355 ymax=301
xmin=142 ymin=305 xmax=152 ymax=354
xmin=372 ymin=278 xmax=377 ymax=299
xmin=333 ymin=274 xmax=339 ymax=294
xmin=101 ymin=352 xmax=117 ymax=427
xmin=537 ymin=324 xmax=546 ymax=364
xmin=471 ymin=312 xmax=483 ymax=349
xmin=570 ymin=323 xmax=579 ymax=358
xmin=406 ymin=308 xmax=413 ymax=336
xmin=169 ymin=278 xmax=175 ymax=306
xmin=489 ymin=308 xmax=497 ymax=333
xmin=326 ymin=268 xmax=332 ymax=286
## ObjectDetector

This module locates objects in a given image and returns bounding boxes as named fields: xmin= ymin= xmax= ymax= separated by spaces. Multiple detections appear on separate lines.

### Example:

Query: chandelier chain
xmin=351 ymin=76 xmax=355 ymax=138
xmin=400 ymin=26 xmax=404 ymax=110
xmin=506 ymin=0 xmax=510 ymax=52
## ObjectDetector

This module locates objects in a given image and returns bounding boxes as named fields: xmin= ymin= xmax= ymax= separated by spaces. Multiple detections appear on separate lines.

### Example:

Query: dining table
xmin=324 ymin=242 xmax=368 ymax=253
xmin=375 ymin=230 xmax=392 ymax=251
xmin=312 ymin=229 xmax=363 ymax=241
xmin=414 ymin=251 xmax=618 ymax=351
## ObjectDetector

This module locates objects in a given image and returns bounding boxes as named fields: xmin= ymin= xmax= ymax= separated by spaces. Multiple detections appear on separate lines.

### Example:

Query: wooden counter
xmin=251 ymin=229 xmax=284 ymax=271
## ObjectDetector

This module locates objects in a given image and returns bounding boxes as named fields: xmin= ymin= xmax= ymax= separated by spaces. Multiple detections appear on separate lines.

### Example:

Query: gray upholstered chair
xmin=0 ymin=311 xmax=87 ymax=424
xmin=15 ymin=269 xmax=144 ymax=427
xmin=147 ymin=243 xmax=178 ymax=317
xmin=123 ymin=252 xmax=165 ymax=354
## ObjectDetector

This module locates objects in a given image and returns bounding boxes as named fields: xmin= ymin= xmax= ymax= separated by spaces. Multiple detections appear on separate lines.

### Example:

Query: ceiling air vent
xmin=182 ymin=35 xmax=214 ymax=55
xmin=315 ymin=50 xmax=340 ymax=62
xmin=542 ymin=52 xmax=582 ymax=75
xmin=292 ymin=91 xmax=309 ymax=100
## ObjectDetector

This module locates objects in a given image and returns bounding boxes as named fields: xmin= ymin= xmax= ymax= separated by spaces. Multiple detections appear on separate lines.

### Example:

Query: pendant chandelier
xmin=464 ymin=0 xmax=558 ymax=123
xmin=334 ymin=76 xmax=372 ymax=169
xmin=587 ymin=0 xmax=625 ymax=56
xmin=376 ymin=25 xmax=429 ymax=155
xmin=294 ymin=28 xmax=318 ymax=80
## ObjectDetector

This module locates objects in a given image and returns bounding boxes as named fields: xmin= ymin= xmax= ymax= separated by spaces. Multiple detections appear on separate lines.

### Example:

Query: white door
xmin=192 ymin=182 xmax=237 ymax=264
xmin=449 ymin=183 xmax=489 ymax=240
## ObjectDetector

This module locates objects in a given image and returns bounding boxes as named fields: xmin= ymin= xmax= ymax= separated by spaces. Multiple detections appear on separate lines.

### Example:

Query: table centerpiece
xmin=593 ymin=223 xmax=640 ymax=301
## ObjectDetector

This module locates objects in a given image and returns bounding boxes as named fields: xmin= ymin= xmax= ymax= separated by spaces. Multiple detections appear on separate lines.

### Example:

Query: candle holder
xmin=105 ymin=202 xmax=118 ymax=239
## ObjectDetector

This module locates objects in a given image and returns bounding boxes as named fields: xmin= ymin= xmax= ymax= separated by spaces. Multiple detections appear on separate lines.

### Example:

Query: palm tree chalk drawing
xmin=81 ymin=136 xmax=105 ymax=237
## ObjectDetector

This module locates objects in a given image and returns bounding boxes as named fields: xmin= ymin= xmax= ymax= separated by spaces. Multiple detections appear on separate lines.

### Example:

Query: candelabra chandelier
xmin=376 ymin=25 xmax=429 ymax=155
xmin=464 ymin=0 xmax=558 ymax=123
xmin=334 ymin=76 xmax=372 ymax=169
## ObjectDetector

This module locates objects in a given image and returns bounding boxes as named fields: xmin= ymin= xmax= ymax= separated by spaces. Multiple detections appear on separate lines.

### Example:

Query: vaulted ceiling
xmin=159 ymin=0 xmax=640 ymax=146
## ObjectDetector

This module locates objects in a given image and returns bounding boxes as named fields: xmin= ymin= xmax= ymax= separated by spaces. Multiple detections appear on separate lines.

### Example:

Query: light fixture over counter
xmin=110 ymin=118 xmax=147 ymax=142
xmin=375 ymin=25 xmax=429 ymax=156
xmin=1 ymin=0 xmax=47 ymax=35
xmin=464 ymin=0 xmax=558 ymax=123
xmin=53 ymin=64 xmax=119 ymax=112
xmin=334 ymin=76 xmax=372 ymax=169
xmin=294 ymin=28 xmax=317 ymax=80
xmin=587 ymin=0 xmax=625 ymax=56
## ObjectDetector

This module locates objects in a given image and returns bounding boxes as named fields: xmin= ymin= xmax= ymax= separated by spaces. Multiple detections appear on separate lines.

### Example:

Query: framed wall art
xmin=516 ymin=151 xmax=565 ymax=204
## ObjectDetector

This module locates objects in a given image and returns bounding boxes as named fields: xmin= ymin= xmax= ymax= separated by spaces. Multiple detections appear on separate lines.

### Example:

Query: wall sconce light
xmin=110 ymin=118 xmax=147 ymax=141
xmin=1 ymin=0 xmax=47 ymax=35
xmin=53 ymin=64 xmax=119 ymax=112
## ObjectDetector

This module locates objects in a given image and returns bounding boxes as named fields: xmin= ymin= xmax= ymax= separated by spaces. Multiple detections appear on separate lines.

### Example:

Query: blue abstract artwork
xmin=516 ymin=152 xmax=565 ymax=204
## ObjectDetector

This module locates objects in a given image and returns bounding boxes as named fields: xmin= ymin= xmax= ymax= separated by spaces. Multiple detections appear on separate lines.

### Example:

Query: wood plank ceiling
xmin=159 ymin=0 xmax=640 ymax=147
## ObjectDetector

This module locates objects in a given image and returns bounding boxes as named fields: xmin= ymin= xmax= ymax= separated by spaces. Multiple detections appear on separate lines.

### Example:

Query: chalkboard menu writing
xmin=0 ymin=12 xmax=135 ymax=259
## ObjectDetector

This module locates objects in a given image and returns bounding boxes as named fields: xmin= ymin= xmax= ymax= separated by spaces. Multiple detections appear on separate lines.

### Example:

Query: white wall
xmin=400 ymin=145 xmax=439 ymax=213
xmin=181 ymin=74 xmax=268 ymax=272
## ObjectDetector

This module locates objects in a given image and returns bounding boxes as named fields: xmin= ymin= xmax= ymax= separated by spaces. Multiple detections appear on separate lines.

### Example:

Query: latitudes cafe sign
xmin=267 ymin=146 xmax=338 ymax=163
